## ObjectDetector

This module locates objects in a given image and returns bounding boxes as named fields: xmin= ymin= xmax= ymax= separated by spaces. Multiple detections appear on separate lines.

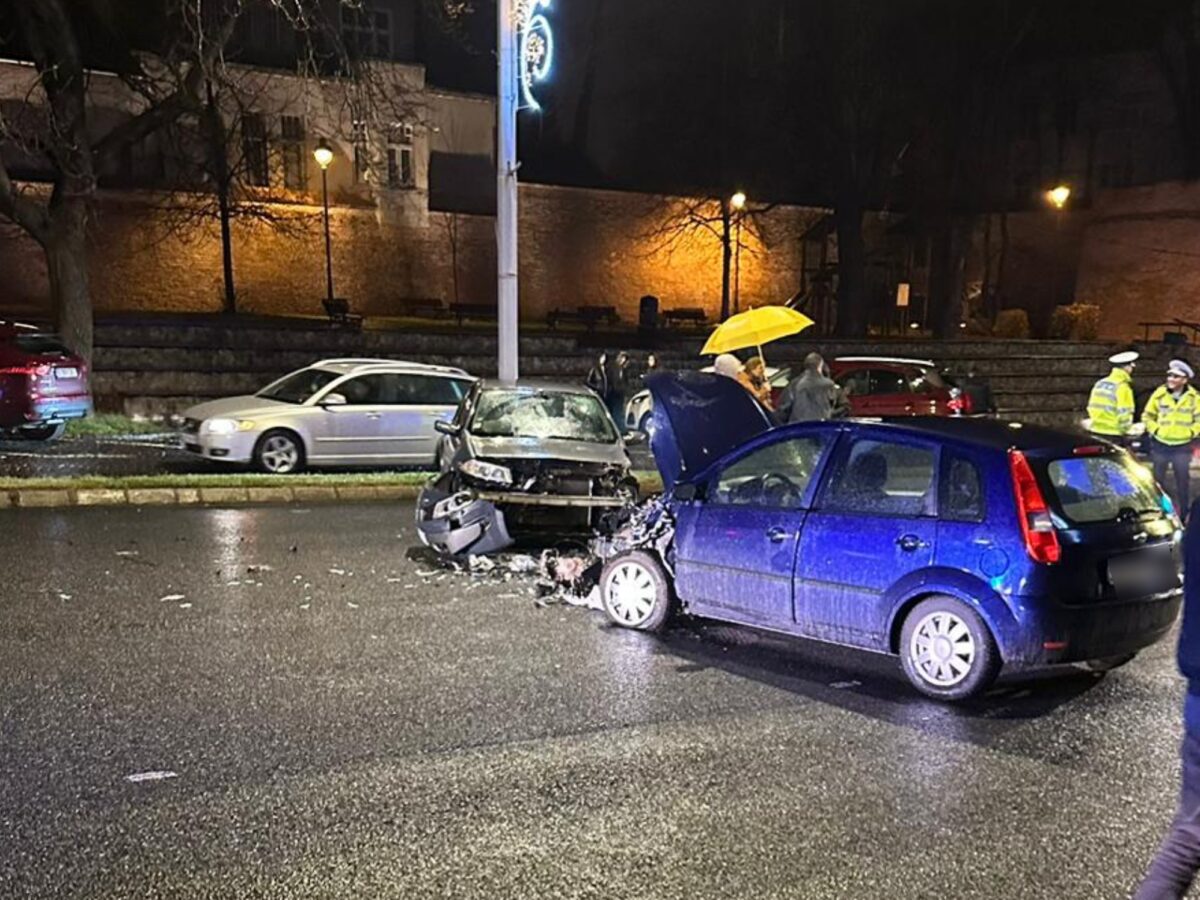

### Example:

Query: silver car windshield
xmin=257 ymin=368 xmax=341 ymax=404
xmin=470 ymin=390 xmax=618 ymax=443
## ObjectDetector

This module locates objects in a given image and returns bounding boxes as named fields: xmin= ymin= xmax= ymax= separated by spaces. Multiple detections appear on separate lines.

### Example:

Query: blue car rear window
xmin=1047 ymin=456 xmax=1163 ymax=524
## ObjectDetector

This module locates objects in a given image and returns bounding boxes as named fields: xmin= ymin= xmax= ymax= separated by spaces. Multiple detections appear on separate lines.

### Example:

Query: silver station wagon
xmin=180 ymin=359 xmax=475 ymax=473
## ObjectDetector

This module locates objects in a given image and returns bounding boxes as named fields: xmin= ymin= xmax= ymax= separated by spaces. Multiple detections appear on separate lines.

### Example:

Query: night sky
xmin=423 ymin=0 xmax=1191 ymax=202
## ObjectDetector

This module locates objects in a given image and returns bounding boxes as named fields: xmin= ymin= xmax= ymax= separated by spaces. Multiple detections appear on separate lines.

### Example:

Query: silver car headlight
xmin=204 ymin=418 xmax=256 ymax=435
xmin=458 ymin=459 xmax=513 ymax=487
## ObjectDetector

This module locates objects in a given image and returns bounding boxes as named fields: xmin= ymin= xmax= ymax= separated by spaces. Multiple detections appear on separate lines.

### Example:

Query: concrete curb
xmin=0 ymin=474 xmax=663 ymax=511
xmin=3 ymin=482 xmax=426 ymax=510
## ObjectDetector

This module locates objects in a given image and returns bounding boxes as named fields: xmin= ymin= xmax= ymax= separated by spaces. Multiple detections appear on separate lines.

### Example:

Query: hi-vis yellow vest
xmin=1087 ymin=367 xmax=1135 ymax=436
xmin=1143 ymin=384 xmax=1200 ymax=445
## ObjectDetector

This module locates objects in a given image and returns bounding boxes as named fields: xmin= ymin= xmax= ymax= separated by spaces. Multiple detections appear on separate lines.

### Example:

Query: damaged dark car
xmin=416 ymin=380 xmax=640 ymax=556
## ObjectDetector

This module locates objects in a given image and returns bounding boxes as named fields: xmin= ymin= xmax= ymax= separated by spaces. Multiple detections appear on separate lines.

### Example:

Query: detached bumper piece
xmin=416 ymin=482 xmax=515 ymax=556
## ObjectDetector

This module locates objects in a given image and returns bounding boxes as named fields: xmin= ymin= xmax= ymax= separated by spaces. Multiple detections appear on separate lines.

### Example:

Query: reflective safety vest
xmin=1143 ymin=383 xmax=1200 ymax=445
xmin=1087 ymin=367 xmax=1136 ymax=436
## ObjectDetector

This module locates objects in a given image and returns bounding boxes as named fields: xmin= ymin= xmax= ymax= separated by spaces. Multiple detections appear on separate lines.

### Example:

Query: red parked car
xmin=828 ymin=356 xmax=972 ymax=417
xmin=0 ymin=322 xmax=91 ymax=441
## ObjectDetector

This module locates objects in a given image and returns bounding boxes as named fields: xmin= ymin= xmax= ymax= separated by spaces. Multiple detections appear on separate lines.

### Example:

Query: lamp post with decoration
xmin=497 ymin=0 xmax=553 ymax=384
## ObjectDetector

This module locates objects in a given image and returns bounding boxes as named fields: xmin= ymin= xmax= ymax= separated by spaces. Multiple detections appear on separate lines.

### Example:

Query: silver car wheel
xmin=908 ymin=610 xmax=976 ymax=687
xmin=603 ymin=560 xmax=659 ymax=627
xmin=260 ymin=434 xmax=300 ymax=473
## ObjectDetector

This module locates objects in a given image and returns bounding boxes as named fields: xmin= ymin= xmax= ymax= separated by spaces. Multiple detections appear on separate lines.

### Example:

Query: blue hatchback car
xmin=599 ymin=372 xmax=1183 ymax=700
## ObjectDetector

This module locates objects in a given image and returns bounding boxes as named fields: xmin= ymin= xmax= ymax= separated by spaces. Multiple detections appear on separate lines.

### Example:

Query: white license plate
xmin=55 ymin=367 xmax=79 ymax=379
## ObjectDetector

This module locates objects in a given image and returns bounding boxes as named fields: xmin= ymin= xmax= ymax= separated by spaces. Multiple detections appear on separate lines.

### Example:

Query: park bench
xmin=1138 ymin=319 xmax=1200 ymax=345
xmin=449 ymin=303 xmax=499 ymax=325
xmin=322 ymin=298 xmax=363 ymax=330
xmin=661 ymin=307 xmax=708 ymax=329
xmin=546 ymin=305 xmax=621 ymax=330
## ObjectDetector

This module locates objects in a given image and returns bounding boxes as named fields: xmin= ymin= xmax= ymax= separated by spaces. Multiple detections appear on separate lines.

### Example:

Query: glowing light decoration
xmin=519 ymin=0 xmax=554 ymax=111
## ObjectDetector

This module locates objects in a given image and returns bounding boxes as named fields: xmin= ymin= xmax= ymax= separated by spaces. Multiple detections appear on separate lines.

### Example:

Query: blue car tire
xmin=601 ymin=550 xmax=673 ymax=633
xmin=899 ymin=595 xmax=1001 ymax=701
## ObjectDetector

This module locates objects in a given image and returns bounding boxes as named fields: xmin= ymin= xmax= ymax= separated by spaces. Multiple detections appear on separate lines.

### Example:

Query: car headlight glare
xmin=205 ymin=418 xmax=255 ymax=435
xmin=459 ymin=459 xmax=513 ymax=487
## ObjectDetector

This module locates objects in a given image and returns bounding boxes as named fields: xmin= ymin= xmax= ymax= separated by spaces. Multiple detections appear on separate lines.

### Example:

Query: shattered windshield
xmin=469 ymin=389 xmax=618 ymax=443
xmin=257 ymin=368 xmax=341 ymax=404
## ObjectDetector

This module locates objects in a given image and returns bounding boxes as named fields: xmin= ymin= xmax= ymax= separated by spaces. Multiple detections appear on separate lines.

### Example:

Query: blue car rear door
xmin=674 ymin=433 xmax=832 ymax=626
xmin=795 ymin=433 xmax=940 ymax=649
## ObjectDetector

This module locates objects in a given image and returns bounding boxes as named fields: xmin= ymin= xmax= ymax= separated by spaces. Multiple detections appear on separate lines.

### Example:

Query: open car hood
xmin=646 ymin=371 xmax=772 ymax=490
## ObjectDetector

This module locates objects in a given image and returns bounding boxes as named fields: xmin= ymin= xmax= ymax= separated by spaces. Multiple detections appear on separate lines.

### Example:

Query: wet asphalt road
xmin=0 ymin=503 xmax=1190 ymax=899
xmin=0 ymin=435 xmax=657 ymax=478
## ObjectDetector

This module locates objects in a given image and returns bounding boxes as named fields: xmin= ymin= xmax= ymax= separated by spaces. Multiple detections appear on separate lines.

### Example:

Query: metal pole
xmin=734 ymin=215 xmax=742 ymax=314
xmin=321 ymin=167 xmax=334 ymax=302
xmin=497 ymin=0 xmax=519 ymax=384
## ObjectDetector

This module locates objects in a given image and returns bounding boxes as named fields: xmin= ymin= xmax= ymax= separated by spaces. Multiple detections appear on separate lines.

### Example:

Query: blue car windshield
xmin=257 ymin=368 xmax=341 ymax=404
xmin=470 ymin=390 xmax=618 ymax=443
xmin=1047 ymin=456 xmax=1164 ymax=523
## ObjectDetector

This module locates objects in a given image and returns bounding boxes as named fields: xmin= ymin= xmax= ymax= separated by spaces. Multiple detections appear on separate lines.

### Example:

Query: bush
xmin=1048 ymin=303 xmax=1101 ymax=340
xmin=993 ymin=309 xmax=1031 ymax=339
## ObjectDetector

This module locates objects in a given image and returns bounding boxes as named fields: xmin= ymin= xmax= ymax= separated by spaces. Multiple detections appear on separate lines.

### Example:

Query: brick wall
xmin=1075 ymin=182 xmax=1200 ymax=339
xmin=0 ymin=183 xmax=826 ymax=325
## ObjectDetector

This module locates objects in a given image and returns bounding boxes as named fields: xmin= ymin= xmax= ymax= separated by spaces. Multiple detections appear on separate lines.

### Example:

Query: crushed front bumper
xmin=415 ymin=474 xmax=631 ymax=556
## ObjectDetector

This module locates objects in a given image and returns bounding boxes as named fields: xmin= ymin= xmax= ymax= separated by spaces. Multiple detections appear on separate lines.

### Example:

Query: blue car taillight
xmin=1009 ymin=449 xmax=1061 ymax=565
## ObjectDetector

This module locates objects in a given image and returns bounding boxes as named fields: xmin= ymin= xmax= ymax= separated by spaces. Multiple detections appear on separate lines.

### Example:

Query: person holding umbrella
xmin=737 ymin=355 xmax=773 ymax=408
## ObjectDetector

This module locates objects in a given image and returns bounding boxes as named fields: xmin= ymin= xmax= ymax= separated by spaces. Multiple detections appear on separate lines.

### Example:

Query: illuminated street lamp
xmin=1044 ymin=184 xmax=1071 ymax=306
xmin=313 ymin=138 xmax=335 ymax=304
xmin=1046 ymin=184 xmax=1071 ymax=209
xmin=731 ymin=192 xmax=747 ymax=313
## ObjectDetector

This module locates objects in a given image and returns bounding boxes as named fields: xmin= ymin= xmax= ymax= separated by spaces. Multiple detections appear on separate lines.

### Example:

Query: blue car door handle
xmin=766 ymin=526 xmax=790 ymax=543
xmin=896 ymin=534 xmax=926 ymax=552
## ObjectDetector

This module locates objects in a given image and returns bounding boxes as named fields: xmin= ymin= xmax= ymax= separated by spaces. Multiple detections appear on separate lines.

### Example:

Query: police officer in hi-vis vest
xmin=1087 ymin=350 xmax=1139 ymax=446
xmin=1143 ymin=358 xmax=1200 ymax=515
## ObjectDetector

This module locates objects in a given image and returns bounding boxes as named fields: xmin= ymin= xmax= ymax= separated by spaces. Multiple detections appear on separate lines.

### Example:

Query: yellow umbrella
xmin=700 ymin=305 xmax=815 ymax=365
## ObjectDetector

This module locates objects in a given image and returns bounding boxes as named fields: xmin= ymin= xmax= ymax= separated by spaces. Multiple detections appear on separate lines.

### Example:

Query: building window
xmin=280 ymin=115 xmax=306 ymax=190
xmin=387 ymin=123 xmax=414 ymax=188
xmin=341 ymin=5 xmax=392 ymax=59
xmin=241 ymin=113 xmax=269 ymax=186
xmin=352 ymin=119 xmax=370 ymax=183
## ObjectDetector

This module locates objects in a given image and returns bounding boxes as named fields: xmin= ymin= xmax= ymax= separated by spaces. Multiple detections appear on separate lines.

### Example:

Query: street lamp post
xmin=730 ymin=191 xmax=746 ymax=314
xmin=1044 ymin=184 xmax=1070 ymax=306
xmin=314 ymin=139 xmax=335 ymax=304
xmin=497 ymin=0 xmax=554 ymax=385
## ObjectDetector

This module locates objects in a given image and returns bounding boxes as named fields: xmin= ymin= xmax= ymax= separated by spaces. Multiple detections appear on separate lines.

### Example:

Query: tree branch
xmin=0 ymin=157 xmax=50 ymax=244
xmin=91 ymin=9 xmax=242 ymax=169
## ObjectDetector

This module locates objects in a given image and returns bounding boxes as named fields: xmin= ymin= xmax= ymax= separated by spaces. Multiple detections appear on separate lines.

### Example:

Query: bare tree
xmin=641 ymin=194 xmax=774 ymax=321
xmin=0 ymin=0 xmax=436 ymax=357
xmin=0 ymin=0 xmax=248 ymax=361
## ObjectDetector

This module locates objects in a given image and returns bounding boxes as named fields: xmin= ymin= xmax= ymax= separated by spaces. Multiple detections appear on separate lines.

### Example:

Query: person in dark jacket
xmin=606 ymin=351 xmax=631 ymax=424
xmin=586 ymin=353 xmax=609 ymax=399
xmin=777 ymin=352 xmax=840 ymax=423
xmin=1136 ymin=499 xmax=1200 ymax=899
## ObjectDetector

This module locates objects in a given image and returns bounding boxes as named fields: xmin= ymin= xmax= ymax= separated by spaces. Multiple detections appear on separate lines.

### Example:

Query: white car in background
xmin=179 ymin=359 xmax=475 ymax=473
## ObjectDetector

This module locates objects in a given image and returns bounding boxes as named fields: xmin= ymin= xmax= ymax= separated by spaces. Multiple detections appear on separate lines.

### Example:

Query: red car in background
xmin=829 ymin=356 xmax=972 ymax=417
xmin=0 ymin=322 xmax=91 ymax=441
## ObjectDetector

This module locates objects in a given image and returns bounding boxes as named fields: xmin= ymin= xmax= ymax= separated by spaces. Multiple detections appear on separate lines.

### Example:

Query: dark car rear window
xmin=15 ymin=334 xmax=72 ymax=356
xmin=1046 ymin=455 xmax=1165 ymax=524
